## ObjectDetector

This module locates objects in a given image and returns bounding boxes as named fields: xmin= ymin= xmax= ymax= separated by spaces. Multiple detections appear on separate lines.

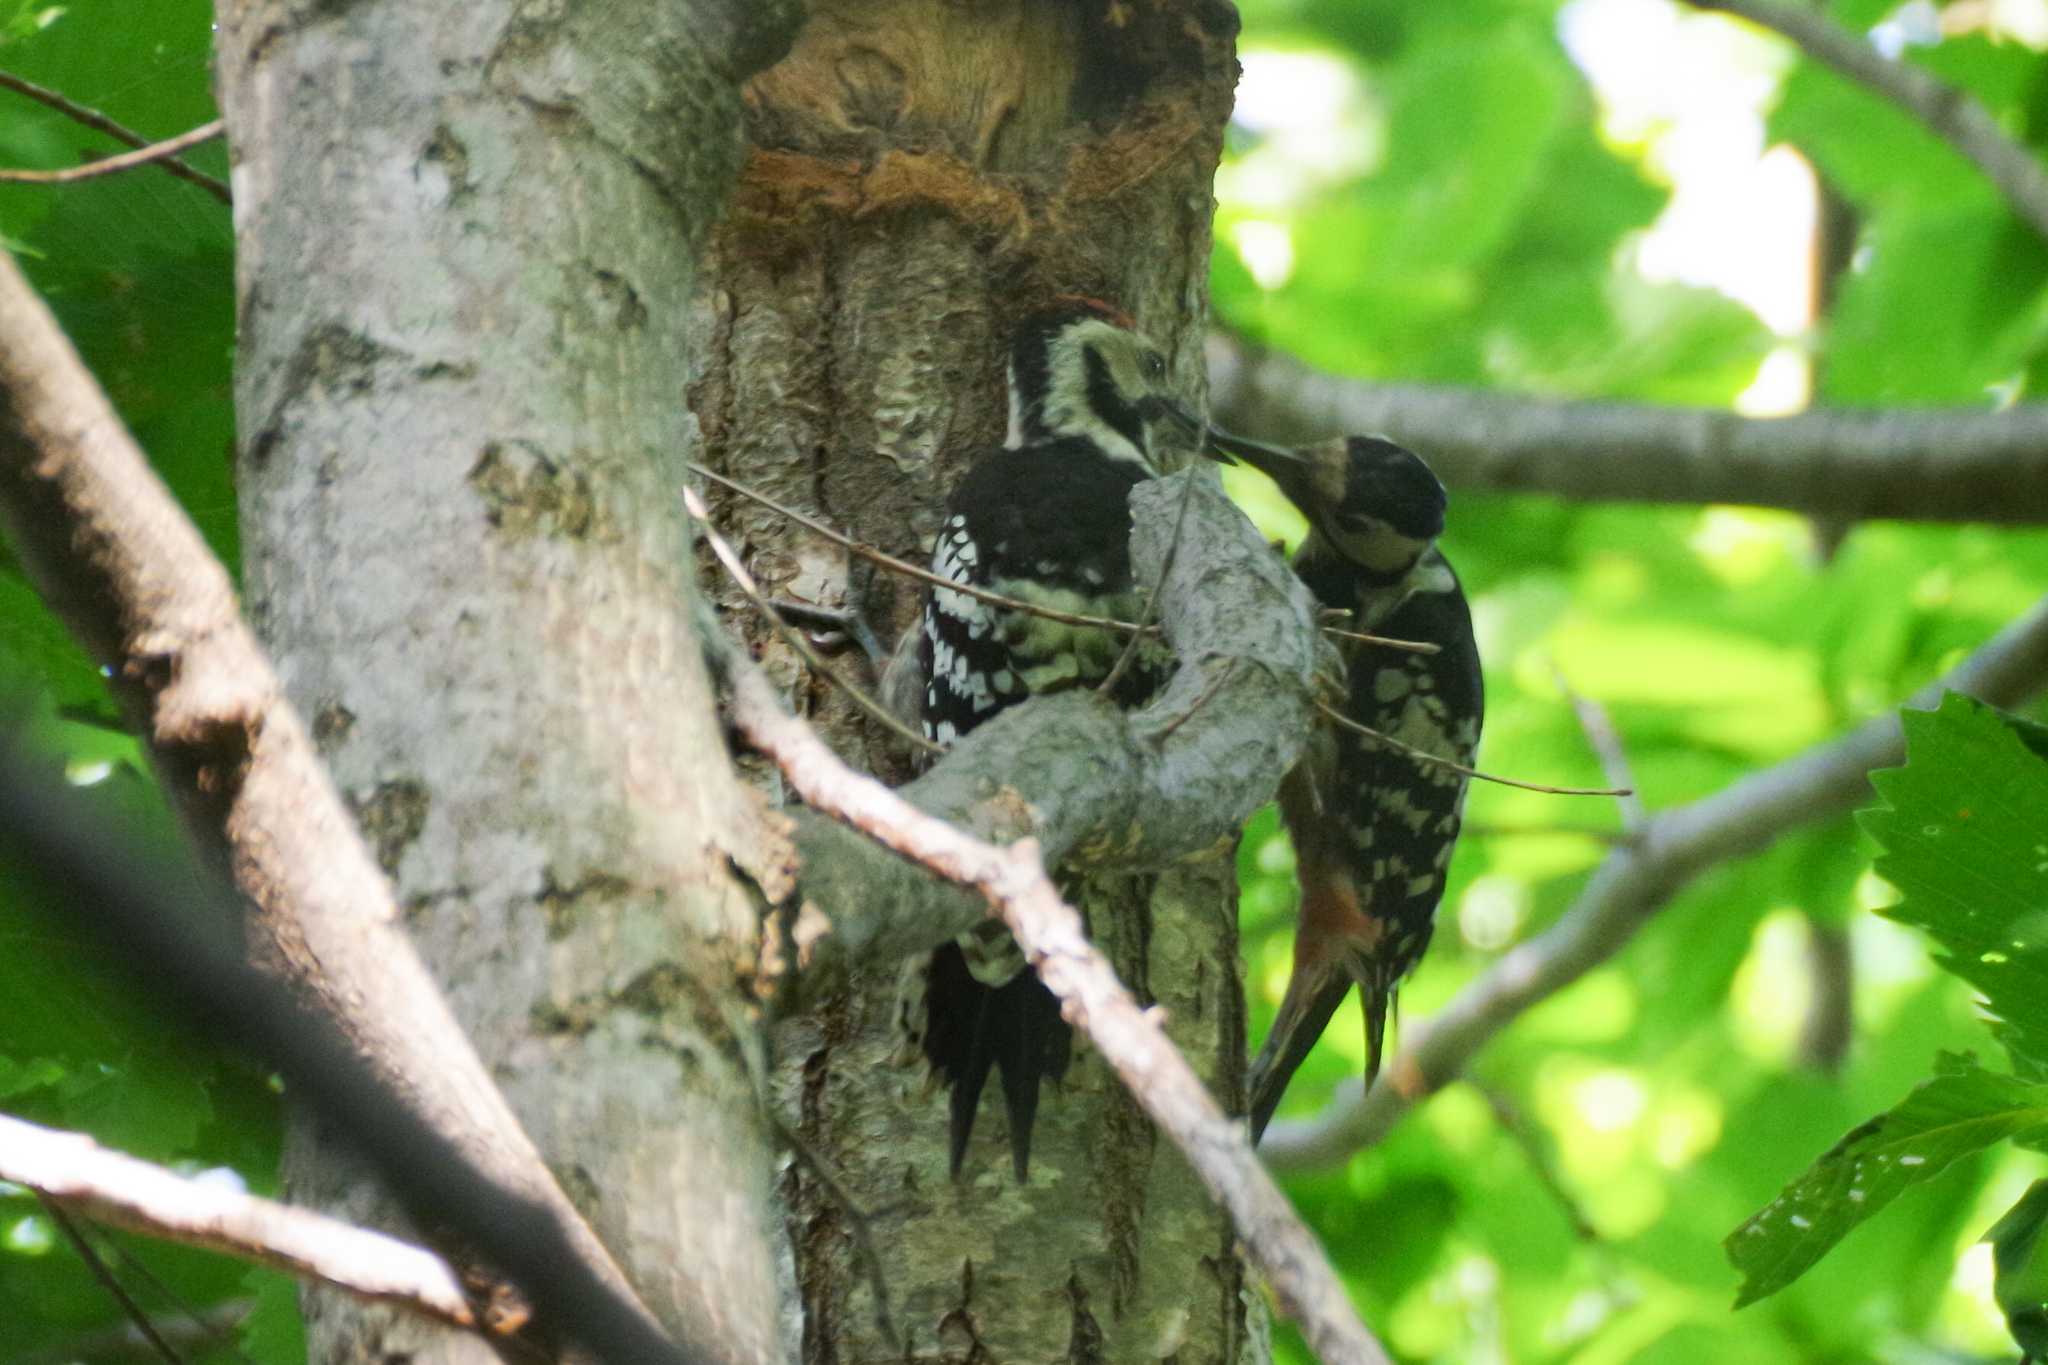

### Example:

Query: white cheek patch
xmin=1042 ymin=357 xmax=1148 ymax=467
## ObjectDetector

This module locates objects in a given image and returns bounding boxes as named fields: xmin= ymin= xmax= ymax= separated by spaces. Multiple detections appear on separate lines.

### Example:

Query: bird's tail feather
xmin=1247 ymin=966 xmax=1353 ymax=1143
xmin=921 ymin=943 xmax=1073 ymax=1180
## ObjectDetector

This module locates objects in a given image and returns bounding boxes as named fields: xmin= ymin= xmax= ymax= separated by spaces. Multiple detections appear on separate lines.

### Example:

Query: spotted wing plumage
xmin=906 ymin=439 xmax=1170 ymax=1180
xmin=1248 ymin=557 xmax=1482 ymax=1139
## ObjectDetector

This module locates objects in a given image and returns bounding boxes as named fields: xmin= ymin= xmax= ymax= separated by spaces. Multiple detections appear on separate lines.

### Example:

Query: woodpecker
xmin=901 ymin=299 xmax=1205 ymax=1180
xmin=1208 ymin=431 xmax=1484 ymax=1141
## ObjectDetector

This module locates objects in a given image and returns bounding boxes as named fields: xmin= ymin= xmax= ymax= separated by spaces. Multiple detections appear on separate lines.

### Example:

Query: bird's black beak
xmin=1138 ymin=398 xmax=1211 ymax=468
xmin=1206 ymin=427 xmax=1323 ymax=514
xmin=1153 ymin=398 xmax=1204 ymax=443
xmin=1206 ymin=425 xmax=1307 ymax=472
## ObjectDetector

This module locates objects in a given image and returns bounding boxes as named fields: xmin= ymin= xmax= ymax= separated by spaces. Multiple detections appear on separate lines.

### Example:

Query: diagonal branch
xmin=0 ymin=119 xmax=225 ymax=188
xmin=35 ymin=1194 xmax=189 ymax=1365
xmin=1261 ymin=593 xmax=2048 ymax=1169
xmin=1207 ymin=334 xmax=2048 ymax=524
xmin=0 ymin=70 xmax=230 ymax=204
xmin=707 ymin=631 xmax=1393 ymax=1365
xmin=14 ymin=1298 xmax=253 ymax=1365
xmin=1 ymin=1114 xmax=478 ymax=1332
xmin=1681 ymin=0 xmax=2048 ymax=244
xmin=0 ymin=248 xmax=675 ymax=1362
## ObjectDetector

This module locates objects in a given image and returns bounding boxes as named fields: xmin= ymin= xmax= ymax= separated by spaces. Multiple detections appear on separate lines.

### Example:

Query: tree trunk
xmin=212 ymin=1 xmax=799 ymax=1360
xmin=689 ymin=4 xmax=1253 ymax=1359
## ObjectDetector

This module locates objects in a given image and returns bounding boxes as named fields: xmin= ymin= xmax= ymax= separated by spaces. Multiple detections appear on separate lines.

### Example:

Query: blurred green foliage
xmin=1223 ymin=1 xmax=2048 ymax=1362
xmin=0 ymin=2 xmax=290 ymax=1359
xmin=2 ymin=0 xmax=2048 ymax=1360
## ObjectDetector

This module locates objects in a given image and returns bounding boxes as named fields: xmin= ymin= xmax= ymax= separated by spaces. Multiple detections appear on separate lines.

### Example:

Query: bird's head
xmin=1006 ymin=299 xmax=1206 ymax=473
xmin=1211 ymin=430 xmax=1447 ymax=577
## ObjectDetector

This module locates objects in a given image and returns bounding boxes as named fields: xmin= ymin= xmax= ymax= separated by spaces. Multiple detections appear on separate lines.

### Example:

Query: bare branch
xmin=1463 ymin=821 xmax=1631 ymax=845
xmin=1475 ymin=1085 xmax=1599 ymax=1243
xmin=0 ymin=1114 xmax=476 ymax=1330
xmin=0 ymin=120 xmax=224 ymax=188
xmin=0 ymin=249 xmax=674 ymax=1360
xmin=13 ymin=1297 xmax=253 ymax=1365
xmin=1682 ymin=0 xmax=2048 ymax=243
xmin=1261 ymin=593 xmax=2048 ymax=1169
xmin=0 ymin=71 xmax=230 ymax=203
xmin=684 ymin=483 xmax=941 ymax=755
xmin=1556 ymin=669 xmax=1645 ymax=830
xmin=709 ymin=635 xmax=1394 ymax=1365
xmin=1317 ymin=700 xmax=1633 ymax=798
xmin=36 ymin=1194 xmax=190 ymax=1365
xmin=1099 ymin=466 xmax=1199 ymax=697
xmin=1207 ymin=335 xmax=2048 ymax=524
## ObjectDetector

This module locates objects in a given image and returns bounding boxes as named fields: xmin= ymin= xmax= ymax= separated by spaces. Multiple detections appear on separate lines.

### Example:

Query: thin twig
xmin=1555 ymin=668 xmax=1646 ymax=830
xmin=12 ymin=1298 xmax=253 ymax=1365
xmin=0 ymin=119 xmax=225 ymax=188
xmin=1316 ymin=700 xmax=1632 ymax=797
xmin=0 ymin=71 xmax=229 ymax=203
xmin=1154 ymin=657 xmax=1238 ymax=740
xmin=36 ymin=1194 xmax=189 ymax=1365
xmin=692 ymin=461 xmax=1437 ymax=653
xmin=691 ymin=462 xmax=1150 ymax=633
xmin=1463 ymin=820 xmax=1631 ymax=845
xmin=705 ymin=634 xmax=1394 ymax=1365
xmin=1682 ymin=0 xmax=2048 ymax=244
xmin=1473 ymin=1086 xmax=1600 ymax=1243
xmin=102 ymin=1236 xmax=265 ymax=1365
xmin=1099 ymin=470 xmax=1199 ymax=697
xmin=1263 ymin=594 xmax=2048 ymax=1170
xmin=1320 ymin=617 xmax=1439 ymax=653
xmin=685 ymin=485 xmax=941 ymax=756
xmin=0 ymin=1116 xmax=476 ymax=1330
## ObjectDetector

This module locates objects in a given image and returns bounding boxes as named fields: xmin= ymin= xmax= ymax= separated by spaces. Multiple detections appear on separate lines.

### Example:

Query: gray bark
xmin=685 ymin=3 xmax=1256 ymax=1360
xmin=1207 ymin=333 xmax=2048 ymax=525
xmin=212 ymin=1 xmax=799 ymax=1361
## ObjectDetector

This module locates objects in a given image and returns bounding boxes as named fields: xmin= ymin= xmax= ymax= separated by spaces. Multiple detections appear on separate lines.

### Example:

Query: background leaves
xmin=4 ymin=0 xmax=2048 ymax=1359
xmin=1223 ymin=2 xmax=2048 ymax=1361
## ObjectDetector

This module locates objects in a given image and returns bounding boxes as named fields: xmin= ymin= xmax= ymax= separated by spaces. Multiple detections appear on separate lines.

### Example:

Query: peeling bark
xmin=683 ymin=3 xmax=1256 ymax=1359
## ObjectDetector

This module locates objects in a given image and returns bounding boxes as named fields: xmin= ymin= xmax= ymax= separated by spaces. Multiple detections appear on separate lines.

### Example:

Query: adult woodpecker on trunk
xmin=1209 ymin=431 xmax=1484 ymax=1141
xmin=899 ymin=298 xmax=1206 ymax=1180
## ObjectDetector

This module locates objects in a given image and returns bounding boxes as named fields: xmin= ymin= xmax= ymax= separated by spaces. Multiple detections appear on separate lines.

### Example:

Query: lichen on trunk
xmin=215 ymin=0 xmax=801 ymax=1360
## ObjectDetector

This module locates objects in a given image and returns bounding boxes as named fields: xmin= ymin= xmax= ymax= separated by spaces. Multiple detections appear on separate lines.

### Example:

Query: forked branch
xmin=708 ymin=634 xmax=1394 ymax=1365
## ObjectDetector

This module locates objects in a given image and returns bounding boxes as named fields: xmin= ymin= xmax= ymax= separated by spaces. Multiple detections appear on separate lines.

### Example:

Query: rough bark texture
xmin=212 ymin=1 xmax=799 ymax=1361
xmin=681 ymin=4 xmax=1252 ymax=1360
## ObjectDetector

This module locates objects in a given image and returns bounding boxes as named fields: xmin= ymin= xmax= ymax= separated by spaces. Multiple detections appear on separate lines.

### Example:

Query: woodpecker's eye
xmin=1143 ymin=351 xmax=1167 ymax=381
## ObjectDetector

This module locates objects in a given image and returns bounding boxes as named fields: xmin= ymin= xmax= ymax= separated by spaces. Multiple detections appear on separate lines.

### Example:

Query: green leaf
xmin=1727 ymin=1055 xmax=2048 ymax=1307
xmin=1861 ymin=692 xmax=2048 ymax=1075
xmin=1771 ymin=59 xmax=1997 ymax=213
xmin=1822 ymin=207 xmax=2048 ymax=403
xmin=1987 ymin=1179 xmax=2048 ymax=1360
